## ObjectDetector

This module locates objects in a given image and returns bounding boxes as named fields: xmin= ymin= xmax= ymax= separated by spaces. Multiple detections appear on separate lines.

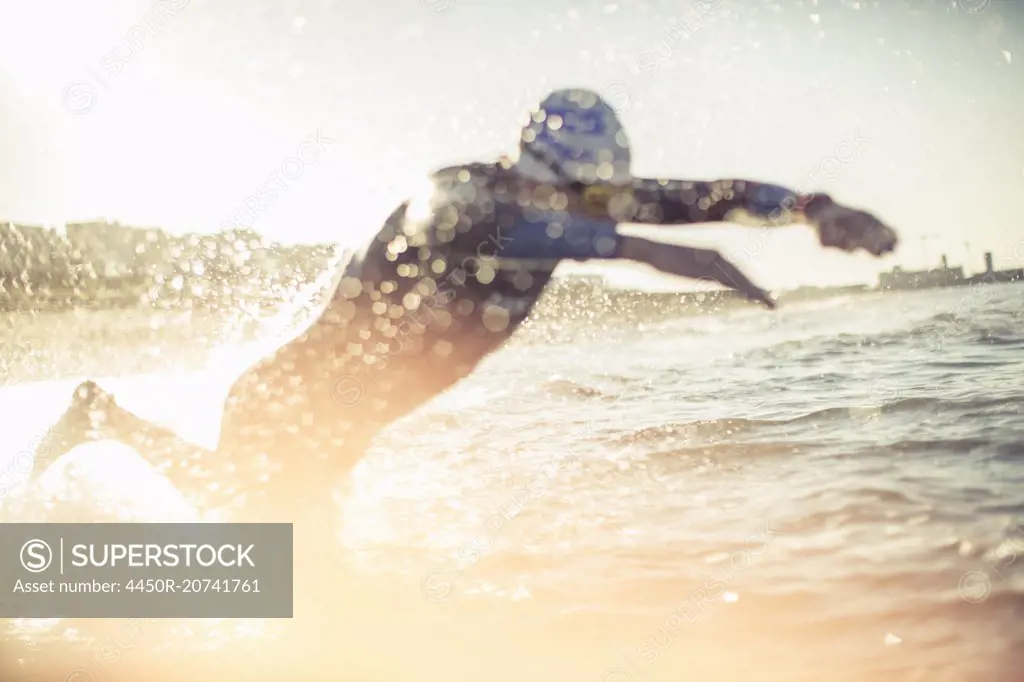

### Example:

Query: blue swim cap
xmin=515 ymin=88 xmax=632 ymax=185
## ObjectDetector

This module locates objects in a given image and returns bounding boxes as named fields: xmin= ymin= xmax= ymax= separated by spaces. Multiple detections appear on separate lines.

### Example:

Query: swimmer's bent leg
xmin=29 ymin=381 xmax=233 ymax=510
xmin=104 ymin=404 xmax=234 ymax=510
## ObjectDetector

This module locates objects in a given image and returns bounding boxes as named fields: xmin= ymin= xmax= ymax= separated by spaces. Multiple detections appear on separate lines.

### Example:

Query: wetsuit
xmin=31 ymin=145 xmax=897 ymax=523
xmin=208 ymin=159 xmax=893 ymax=518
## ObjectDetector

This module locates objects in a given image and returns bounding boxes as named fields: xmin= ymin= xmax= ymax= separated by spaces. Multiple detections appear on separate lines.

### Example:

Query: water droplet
xmin=482 ymin=305 xmax=510 ymax=332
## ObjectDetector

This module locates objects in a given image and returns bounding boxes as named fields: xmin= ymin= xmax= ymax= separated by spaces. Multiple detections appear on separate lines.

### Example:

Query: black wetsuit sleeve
xmin=602 ymin=178 xmax=812 ymax=226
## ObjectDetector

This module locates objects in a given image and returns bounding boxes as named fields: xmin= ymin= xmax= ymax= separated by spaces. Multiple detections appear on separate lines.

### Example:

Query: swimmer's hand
xmin=803 ymin=195 xmax=898 ymax=257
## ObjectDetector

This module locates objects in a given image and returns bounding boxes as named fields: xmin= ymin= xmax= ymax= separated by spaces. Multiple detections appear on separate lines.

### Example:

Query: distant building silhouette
xmin=879 ymin=251 xmax=1022 ymax=291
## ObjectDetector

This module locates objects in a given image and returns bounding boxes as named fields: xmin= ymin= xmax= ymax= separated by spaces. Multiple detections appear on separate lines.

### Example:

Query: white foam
xmin=3 ymin=440 xmax=199 ymax=522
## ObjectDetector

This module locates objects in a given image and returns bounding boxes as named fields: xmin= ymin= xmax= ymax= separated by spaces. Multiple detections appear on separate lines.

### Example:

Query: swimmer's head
xmin=513 ymin=88 xmax=632 ymax=186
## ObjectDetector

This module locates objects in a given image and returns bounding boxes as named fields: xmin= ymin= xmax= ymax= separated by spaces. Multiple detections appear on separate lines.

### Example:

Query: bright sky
xmin=1 ymin=0 xmax=1022 ymax=290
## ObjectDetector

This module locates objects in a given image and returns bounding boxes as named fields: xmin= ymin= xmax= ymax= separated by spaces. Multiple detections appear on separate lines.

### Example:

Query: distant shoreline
xmin=3 ymin=221 xmax=1021 ymax=314
xmin=4 ymin=268 xmax=1022 ymax=315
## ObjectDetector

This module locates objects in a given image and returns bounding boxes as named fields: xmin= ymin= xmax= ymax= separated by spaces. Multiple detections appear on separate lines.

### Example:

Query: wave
xmin=992 ymin=442 xmax=1024 ymax=461
xmin=650 ymin=440 xmax=817 ymax=461
xmin=878 ymin=437 xmax=992 ymax=454
xmin=976 ymin=331 xmax=1024 ymax=346
xmin=542 ymin=378 xmax=607 ymax=399
xmin=784 ymin=397 xmax=948 ymax=423
xmin=611 ymin=396 xmax=1024 ymax=448
xmin=742 ymin=304 xmax=1022 ymax=362
xmin=612 ymin=417 xmax=781 ymax=446
xmin=782 ymin=396 xmax=998 ymax=425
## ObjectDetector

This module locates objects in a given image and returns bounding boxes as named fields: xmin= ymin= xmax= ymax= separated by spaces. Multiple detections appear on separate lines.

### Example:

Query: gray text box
xmin=0 ymin=523 xmax=292 ymax=617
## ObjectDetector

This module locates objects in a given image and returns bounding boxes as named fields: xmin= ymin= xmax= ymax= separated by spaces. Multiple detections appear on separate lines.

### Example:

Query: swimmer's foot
xmin=27 ymin=381 xmax=119 ymax=483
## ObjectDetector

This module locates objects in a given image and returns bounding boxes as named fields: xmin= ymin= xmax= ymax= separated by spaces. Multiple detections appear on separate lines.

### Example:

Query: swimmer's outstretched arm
xmin=616 ymin=237 xmax=777 ymax=309
xmin=605 ymin=178 xmax=898 ymax=257
xmin=570 ymin=177 xmax=897 ymax=307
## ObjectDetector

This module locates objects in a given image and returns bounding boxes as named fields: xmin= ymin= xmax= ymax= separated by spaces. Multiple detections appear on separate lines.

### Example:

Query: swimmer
xmin=29 ymin=88 xmax=897 ymax=520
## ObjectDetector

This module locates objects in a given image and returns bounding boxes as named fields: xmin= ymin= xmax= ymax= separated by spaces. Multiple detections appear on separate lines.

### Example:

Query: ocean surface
xmin=1 ymin=281 xmax=1023 ymax=682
